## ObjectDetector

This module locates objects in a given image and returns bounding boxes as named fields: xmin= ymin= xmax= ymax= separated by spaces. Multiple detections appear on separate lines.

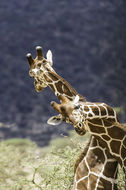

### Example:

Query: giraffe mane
xmin=113 ymin=122 xmax=126 ymax=131
xmin=51 ymin=72 xmax=86 ymax=102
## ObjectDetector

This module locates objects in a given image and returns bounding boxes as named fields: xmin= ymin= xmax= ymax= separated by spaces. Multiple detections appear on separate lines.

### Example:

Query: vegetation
xmin=0 ymin=131 xmax=125 ymax=190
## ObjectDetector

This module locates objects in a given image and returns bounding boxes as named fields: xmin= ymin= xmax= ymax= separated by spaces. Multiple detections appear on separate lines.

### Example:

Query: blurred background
xmin=0 ymin=0 xmax=126 ymax=146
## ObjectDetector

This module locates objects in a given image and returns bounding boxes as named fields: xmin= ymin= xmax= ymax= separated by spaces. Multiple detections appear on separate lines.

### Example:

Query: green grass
xmin=0 ymin=131 xmax=125 ymax=190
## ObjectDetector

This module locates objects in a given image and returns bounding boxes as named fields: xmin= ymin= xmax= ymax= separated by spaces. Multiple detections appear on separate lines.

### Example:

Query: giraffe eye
xmin=74 ymin=105 xmax=80 ymax=109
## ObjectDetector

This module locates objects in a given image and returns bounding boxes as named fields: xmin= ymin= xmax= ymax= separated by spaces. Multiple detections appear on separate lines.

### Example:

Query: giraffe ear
xmin=46 ymin=50 xmax=53 ymax=66
xmin=47 ymin=115 xmax=63 ymax=125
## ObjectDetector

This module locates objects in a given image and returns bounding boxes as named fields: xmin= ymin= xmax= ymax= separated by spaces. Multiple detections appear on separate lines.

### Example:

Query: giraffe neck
xmin=73 ymin=136 xmax=118 ymax=190
xmin=76 ymin=102 xmax=126 ymax=173
xmin=86 ymin=119 xmax=126 ymax=173
xmin=80 ymin=102 xmax=119 ymax=122
xmin=43 ymin=65 xmax=85 ymax=101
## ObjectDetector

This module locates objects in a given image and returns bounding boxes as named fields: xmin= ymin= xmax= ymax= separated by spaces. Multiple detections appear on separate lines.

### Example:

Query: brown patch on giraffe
xmin=89 ymin=118 xmax=103 ymax=125
xmin=121 ymin=145 xmax=126 ymax=159
xmin=123 ymin=136 xmax=126 ymax=147
xmin=90 ymin=174 xmax=102 ymax=190
xmin=99 ymin=178 xmax=113 ymax=190
xmin=84 ymin=106 xmax=89 ymax=112
xmin=90 ymin=137 xmax=98 ymax=147
xmin=107 ymin=118 xmax=116 ymax=123
xmin=98 ymin=106 xmax=107 ymax=116
xmin=45 ymin=66 xmax=50 ymax=72
xmin=110 ymin=140 xmax=121 ymax=154
xmin=43 ymin=74 xmax=52 ymax=82
xmin=77 ymin=178 xmax=88 ymax=190
xmin=63 ymin=85 xmax=73 ymax=96
xmin=49 ymin=84 xmax=55 ymax=92
xmin=88 ymin=113 xmax=93 ymax=117
xmin=107 ymin=126 xmax=124 ymax=140
xmin=88 ymin=122 xmax=106 ymax=134
xmin=76 ymin=160 xmax=88 ymax=181
xmin=95 ymin=135 xmax=109 ymax=149
xmin=91 ymin=106 xmax=100 ymax=115
xmin=103 ymin=161 xmax=118 ymax=178
xmin=48 ymin=72 xmax=58 ymax=81
xmin=87 ymin=155 xmax=103 ymax=171
xmin=104 ymin=149 xmax=114 ymax=159
xmin=102 ymin=135 xmax=110 ymax=141
xmin=106 ymin=106 xmax=115 ymax=116
xmin=87 ymin=148 xmax=105 ymax=171
xmin=102 ymin=119 xmax=113 ymax=127
xmin=55 ymin=81 xmax=63 ymax=92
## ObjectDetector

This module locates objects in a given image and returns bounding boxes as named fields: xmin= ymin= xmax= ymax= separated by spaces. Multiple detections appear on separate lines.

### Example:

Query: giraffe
xmin=26 ymin=46 xmax=85 ymax=102
xmin=26 ymin=46 xmax=119 ymax=190
xmin=49 ymin=95 xmax=126 ymax=185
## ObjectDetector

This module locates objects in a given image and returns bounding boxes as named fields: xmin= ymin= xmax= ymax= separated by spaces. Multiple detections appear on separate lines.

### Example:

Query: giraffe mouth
xmin=74 ymin=125 xmax=86 ymax=136
xmin=34 ymin=82 xmax=47 ymax=92
xmin=35 ymin=85 xmax=45 ymax=92
xmin=34 ymin=78 xmax=47 ymax=92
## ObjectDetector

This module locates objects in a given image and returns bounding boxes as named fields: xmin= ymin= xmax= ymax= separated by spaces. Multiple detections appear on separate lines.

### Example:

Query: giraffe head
xmin=47 ymin=95 xmax=87 ymax=135
xmin=26 ymin=46 xmax=53 ymax=92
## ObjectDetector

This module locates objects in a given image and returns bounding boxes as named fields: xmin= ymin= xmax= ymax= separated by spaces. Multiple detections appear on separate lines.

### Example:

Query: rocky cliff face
xmin=0 ymin=0 xmax=126 ymax=145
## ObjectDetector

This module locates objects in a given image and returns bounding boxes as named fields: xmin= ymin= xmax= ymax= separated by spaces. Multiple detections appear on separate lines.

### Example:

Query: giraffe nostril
xmin=79 ymin=123 xmax=82 ymax=127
